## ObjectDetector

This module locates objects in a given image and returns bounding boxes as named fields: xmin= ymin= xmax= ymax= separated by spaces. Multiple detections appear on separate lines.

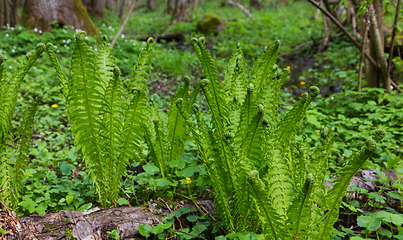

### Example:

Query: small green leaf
xmin=378 ymin=230 xmax=392 ymax=238
xmin=139 ymin=224 xmax=153 ymax=237
xmin=388 ymin=191 xmax=403 ymax=201
xmin=118 ymin=198 xmax=129 ymax=205
xmin=78 ymin=203 xmax=93 ymax=211
xmin=66 ymin=195 xmax=74 ymax=205
xmin=143 ymin=164 xmax=160 ymax=175
xmin=357 ymin=216 xmax=381 ymax=231
xmin=60 ymin=163 xmax=75 ymax=175
xmin=186 ymin=215 xmax=197 ymax=222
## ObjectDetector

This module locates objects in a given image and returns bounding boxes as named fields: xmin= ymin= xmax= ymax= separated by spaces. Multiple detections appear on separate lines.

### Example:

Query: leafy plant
xmin=45 ymin=32 xmax=155 ymax=207
xmin=174 ymin=37 xmax=386 ymax=239
xmin=0 ymin=45 xmax=44 ymax=208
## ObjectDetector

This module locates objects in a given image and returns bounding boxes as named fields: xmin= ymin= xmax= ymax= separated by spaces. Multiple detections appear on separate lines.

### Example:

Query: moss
xmin=196 ymin=13 xmax=225 ymax=35
xmin=73 ymin=0 xmax=99 ymax=36
xmin=65 ymin=229 xmax=77 ymax=240
xmin=42 ymin=222 xmax=59 ymax=232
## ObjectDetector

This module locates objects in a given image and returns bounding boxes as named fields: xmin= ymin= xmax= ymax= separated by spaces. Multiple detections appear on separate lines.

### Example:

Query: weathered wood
xmin=2 ymin=207 xmax=163 ymax=240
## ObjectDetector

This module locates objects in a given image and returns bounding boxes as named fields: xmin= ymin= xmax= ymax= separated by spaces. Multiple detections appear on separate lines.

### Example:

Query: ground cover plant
xmin=0 ymin=0 xmax=403 ymax=239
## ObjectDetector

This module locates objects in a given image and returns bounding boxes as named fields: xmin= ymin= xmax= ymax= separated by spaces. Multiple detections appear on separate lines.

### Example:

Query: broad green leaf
xmin=139 ymin=224 xmax=153 ymax=237
xmin=117 ymin=198 xmax=128 ymax=205
xmin=143 ymin=164 xmax=160 ymax=175
xmin=357 ymin=216 xmax=381 ymax=231
xmin=66 ymin=195 xmax=74 ymax=205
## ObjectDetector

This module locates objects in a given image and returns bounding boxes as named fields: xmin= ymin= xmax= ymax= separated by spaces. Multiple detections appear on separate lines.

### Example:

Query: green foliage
xmin=0 ymin=44 xmax=45 ymax=208
xmin=175 ymin=37 xmax=387 ymax=239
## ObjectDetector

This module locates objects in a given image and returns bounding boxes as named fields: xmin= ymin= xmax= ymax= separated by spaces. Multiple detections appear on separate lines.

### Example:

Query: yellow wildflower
xmin=188 ymin=91 xmax=191 ymax=94
xmin=269 ymin=41 xmax=272 ymax=44
xmin=186 ymin=177 xmax=192 ymax=184
xmin=324 ymin=57 xmax=328 ymax=60
xmin=63 ymin=114 xmax=66 ymax=117
xmin=300 ymin=81 xmax=306 ymax=85
xmin=52 ymin=104 xmax=58 ymax=108
xmin=27 ymin=86 xmax=30 ymax=89
xmin=221 ymin=46 xmax=225 ymax=50
xmin=286 ymin=66 xmax=291 ymax=70
xmin=317 ymin=132 xmax=320 ymax=136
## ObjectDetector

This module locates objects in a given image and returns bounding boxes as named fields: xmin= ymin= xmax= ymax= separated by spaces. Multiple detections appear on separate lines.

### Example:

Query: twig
xmin=110 ymin=0 xmax=139 ymax=49
xmin=226 ymin=0 xmax=254 ymax=20
xmin=387 ymin=0 xmax=401 ymax=91
xmin=307 ymin=0 xmax=378 ymax=67
xmin=308 ymin=0 xmax=401 ymax=92
xmin=358 ymin=15 xmax=368 ymax=92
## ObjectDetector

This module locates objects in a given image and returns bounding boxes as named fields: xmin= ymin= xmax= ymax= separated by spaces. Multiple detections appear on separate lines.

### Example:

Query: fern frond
xmin=248 ymin=170 xmax=286 ymax=239
xmin=129 ymin=38 xmax=154 ymax=92
xmin=264 ymin=147 xmax=293 ymax=217
xmin=12 ymin=95 xmax=42 ymax=207
xmin=276 ymin=86 xmax=320 ymax=144
xmin=0 ymin=44 xmax=45 ymax=136
xmin=69 ymin=31 xmax=106 ymax=205
xmin=234 ymin=83 xmax=257 ymax=148
xmin=97 ymin=36 xmax=117 ymax=91
xmin=241 ymin=104 xmax=265 ymax=169
xmin=317 ymin=129 xmax=385 ymax=239
xmin=118 ymin=88 xmax=148 ymax=164
xmin=225 ymin=44 xmax=247 ymax=105
xmin=249 ymin=41 xmax=280 ymax=93
xmin=167 ymin=76 xmax=190 ymax=164
xmin=45 ymin=43 xmax=69 ymax=98
xmin=287 ymin=173 xmax=315 ymax=239
xmin=191 ymin=38 xmax=228 ymax=134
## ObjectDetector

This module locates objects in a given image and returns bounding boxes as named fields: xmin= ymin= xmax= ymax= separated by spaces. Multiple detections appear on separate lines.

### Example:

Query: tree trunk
xmin=0 ymin=0 xmax=18 ymax=27
xmin=250 ymin=0 xmax=260 ymax=9
xmin=365 ymin=0 xmax=384 ymax=88
xmin=20 ymin=0 xmax=98 ymax=36
xmin=147 ymin=0 xmax=155 ymax=11
xmin=166 ymin=0 xmax=189 ymax=22
xmin=82 ymin=0 xmax=104 ymax=18
xmin=105 ymin=0 xmax=115 ymax=10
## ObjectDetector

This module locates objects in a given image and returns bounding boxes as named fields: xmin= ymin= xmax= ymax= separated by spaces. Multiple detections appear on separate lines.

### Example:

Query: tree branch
xmin=227 ymin=0 xmax=255 ymax=20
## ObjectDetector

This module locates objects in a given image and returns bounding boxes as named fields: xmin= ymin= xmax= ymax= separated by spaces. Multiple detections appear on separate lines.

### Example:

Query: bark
xmin=105 ymin=0 xmax=115 ymax=10
xmin=0 ymin=0 xmax=18 ymax=27
xmin=82 ymin=0 xmax=104 ymax=18
xmin=366 ymin=1 xmax=390 ymax=90
xmin=20 ymin=0 xmax=99 ymax=36
xmin=2 ymin=206 xmax=162 ymax=239
xmin=249 ymin=0 xmax=260 ymax=9
xmin=147 ymin=0 xmax=155 ymax=11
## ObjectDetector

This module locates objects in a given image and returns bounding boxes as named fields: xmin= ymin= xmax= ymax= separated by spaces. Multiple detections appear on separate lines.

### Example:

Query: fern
xmin=0 ymin=45 xmax=45 ymax=207
xmin=317 ymin=129 xmax=385 ymax=239
xmin=11 ymin=95 xmax=42 ymax=207
xmin=186 ymin=38 xmax=384 ymax=239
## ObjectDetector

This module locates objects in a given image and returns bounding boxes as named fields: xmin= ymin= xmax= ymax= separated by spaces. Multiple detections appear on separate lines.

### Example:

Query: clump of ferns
xmin=175 ymin=37 xmax=386 ymax=239
xmin=46 ymin=32 xmax=198 ymax=207
xmin=0 ymin=46 xmax=44 ymax=209
xmin=45 ymin=32 xmax=156 ymax=207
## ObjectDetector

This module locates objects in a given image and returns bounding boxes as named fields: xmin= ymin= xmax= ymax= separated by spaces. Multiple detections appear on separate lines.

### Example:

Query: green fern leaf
xmin=248 ymin=170 xmax=286 ymax=239
xmin=191 ymin=38 xmax=228 ymax=134
xmin=317 ymin=129 xmax=385 ymax=239
xmin=45 ymin=43 xmax=69 ymax=98
xmin=97 ymin=36 xmax=117 ymax=91
xmin=129 ymin=38 xmax=154 ymax=92
xmin=12 ymin=95 xmax=42 ymax=207
xmin=167 ymin=76 xmax=191 ymax=163
xmin=249 ymin=41 xmax=280 ymax=94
